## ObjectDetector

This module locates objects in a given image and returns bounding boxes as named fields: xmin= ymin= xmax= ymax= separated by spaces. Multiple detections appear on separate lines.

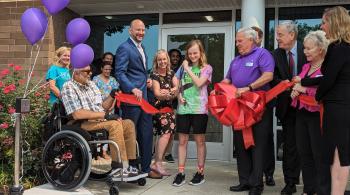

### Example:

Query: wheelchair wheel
xmin=42 ymin=131 xmax=92 ymax=191
xmin=137 ymin=178 xmax=146 ymax=186
xmin=109 ymin=185 xmax=119 ymax=195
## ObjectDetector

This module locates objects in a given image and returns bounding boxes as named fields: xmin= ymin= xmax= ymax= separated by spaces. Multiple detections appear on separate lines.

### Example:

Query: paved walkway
xmin=85 ymin=160 xmax=298 ymax=195
xmin=26 ymin=159 xmax=350 ymax=195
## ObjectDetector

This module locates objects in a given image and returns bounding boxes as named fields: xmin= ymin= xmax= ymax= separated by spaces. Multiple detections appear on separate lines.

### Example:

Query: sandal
xmin=151 ymin=163 xmax=171 ymax=176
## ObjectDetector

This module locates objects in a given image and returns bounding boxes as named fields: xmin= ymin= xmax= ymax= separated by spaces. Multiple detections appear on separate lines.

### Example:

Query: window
xmin=278 ymin=5 xmax=350 ymax=43
xmin=85 ymin=14 xmax=159 ymax=70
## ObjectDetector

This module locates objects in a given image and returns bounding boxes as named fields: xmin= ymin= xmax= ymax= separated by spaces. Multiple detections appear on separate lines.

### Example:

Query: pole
xmin=9 ymin=98 xmax=28 ymax=195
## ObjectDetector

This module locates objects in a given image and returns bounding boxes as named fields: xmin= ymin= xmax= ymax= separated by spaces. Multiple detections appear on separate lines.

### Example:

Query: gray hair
xmin=279 ymin=20 xmax=298 ymax=37
xmin=304 ymin=30 xmax=329 ymax=52
xmin=237 ymin=27 xmax=257 ymax=42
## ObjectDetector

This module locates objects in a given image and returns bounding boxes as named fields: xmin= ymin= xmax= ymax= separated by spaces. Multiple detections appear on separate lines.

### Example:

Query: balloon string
xmin=23 ymin=45 xmax=35 ymax=98
xmin=25 ymin=73 xmax=66 ymax=97
xmin=24 ymin=15 xmax=52 ymax=98
xmin=24 ymin=44 xmax=41 ymax=98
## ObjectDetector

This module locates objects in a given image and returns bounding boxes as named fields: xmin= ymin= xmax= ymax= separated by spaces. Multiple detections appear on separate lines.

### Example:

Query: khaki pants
xmin=81 ymin=119 xmax=136 ymax=161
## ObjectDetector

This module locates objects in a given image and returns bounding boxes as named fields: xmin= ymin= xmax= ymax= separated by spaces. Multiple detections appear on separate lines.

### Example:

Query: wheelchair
xmin=41 ymin=101 xmax=147 ymax=195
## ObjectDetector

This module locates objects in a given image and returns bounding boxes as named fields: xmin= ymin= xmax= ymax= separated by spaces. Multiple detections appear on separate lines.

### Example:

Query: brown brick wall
xmin=0 ymin=0 xmax=79 ymax=78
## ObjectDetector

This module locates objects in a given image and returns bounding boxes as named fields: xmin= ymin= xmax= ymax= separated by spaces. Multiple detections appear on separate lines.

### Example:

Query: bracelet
xmin=248 ymin=85 xmax=253 ymax=91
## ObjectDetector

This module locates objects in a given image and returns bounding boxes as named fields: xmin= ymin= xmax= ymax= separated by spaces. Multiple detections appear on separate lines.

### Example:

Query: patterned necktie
xmin=137 ymin=43 xmax=146 ymax=69
xmin=288 ymin=51 xmax=295 ymax=76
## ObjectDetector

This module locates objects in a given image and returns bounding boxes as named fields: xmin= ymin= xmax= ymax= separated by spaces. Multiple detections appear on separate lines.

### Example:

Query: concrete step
xmin=24 ymin=183 xmax=93 ymax=195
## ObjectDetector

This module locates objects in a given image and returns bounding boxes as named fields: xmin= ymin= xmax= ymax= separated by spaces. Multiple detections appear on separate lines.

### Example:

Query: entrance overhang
xmin=68 ymin=0 xmax=349 ymax=16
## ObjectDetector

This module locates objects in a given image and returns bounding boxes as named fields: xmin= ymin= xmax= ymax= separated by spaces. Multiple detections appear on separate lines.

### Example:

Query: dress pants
xmin=234 ymin=106 xmax=273 ymax=188
xmin=295 ymin=108 xmax=330 ymax=195
xmin=122 ymin=105 xmax=153 ymax=173
xmin=281 ymin=106 xmax=301 ymax=185
xmin=81 ymin=119 xmax=136 ymax=161
xmin=264 ymin=104 xmax=275 ymax=177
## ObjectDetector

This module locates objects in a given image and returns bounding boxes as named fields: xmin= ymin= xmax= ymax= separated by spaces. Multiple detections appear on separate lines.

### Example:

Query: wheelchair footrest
xmin=111 ymin=173 xmax=148 ymax=182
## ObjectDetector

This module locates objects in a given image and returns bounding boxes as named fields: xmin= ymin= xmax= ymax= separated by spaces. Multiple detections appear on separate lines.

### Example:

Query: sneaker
xmin=172 ymin=172 xmax=186 ymax=187
xmin=165 ymin=154 xmax=175 ymax=163
xmin=189 ymin=172 xmax=205 ymax=186
xmin=124 ymin=165 xmax=139 ymax=177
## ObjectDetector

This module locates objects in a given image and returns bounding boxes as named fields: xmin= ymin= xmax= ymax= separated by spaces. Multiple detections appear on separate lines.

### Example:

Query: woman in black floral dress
xmin=150 ymin=49 xmax=177 ymax=176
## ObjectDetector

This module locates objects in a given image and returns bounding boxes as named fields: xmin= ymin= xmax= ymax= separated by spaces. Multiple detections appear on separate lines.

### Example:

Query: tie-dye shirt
xmin=175 ymin=64 xmax=212 ymax=114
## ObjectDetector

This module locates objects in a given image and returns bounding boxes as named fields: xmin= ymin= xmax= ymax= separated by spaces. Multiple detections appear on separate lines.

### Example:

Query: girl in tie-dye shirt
xmin=172 ymin=40 xmax=212 ymax=187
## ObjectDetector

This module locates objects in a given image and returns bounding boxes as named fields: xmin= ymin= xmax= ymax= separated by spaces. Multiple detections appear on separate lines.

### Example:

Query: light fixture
xmin=105 ymin=16 xmax=113 ymax=20
xmin=137 ymin=4 xmax=144 ymax=9
xmin=204 ymin=15 xmax=214 ymax=22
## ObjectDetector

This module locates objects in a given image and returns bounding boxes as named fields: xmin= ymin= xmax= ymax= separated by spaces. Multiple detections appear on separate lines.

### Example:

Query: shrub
xmin=0 ymin=64 xmax=50 ymax=193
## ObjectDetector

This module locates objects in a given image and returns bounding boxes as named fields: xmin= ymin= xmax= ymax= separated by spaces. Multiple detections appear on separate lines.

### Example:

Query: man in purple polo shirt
xmin=222 ymin=27 xmax=274 ymax=195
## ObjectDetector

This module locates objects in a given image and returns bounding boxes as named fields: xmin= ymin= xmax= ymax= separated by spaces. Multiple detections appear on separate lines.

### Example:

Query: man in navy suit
xmin=115 ymin=19 xmax=159 ymax=178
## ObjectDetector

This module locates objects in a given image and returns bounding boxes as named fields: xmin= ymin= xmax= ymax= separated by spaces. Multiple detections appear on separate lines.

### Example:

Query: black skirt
xmin=322 ymin=102 xmax=350 ymax=166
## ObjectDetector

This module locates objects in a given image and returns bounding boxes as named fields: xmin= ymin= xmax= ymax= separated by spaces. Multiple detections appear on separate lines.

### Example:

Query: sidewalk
xmin=85 ymin=160 xmax=298 ymax=195
xmin=26 ymin=159 xmax=350 ymax=195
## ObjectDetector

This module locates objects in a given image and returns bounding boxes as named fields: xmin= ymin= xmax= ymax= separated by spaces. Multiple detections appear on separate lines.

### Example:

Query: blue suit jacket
xmin=115 ymin=38 xmax=149 ymax=101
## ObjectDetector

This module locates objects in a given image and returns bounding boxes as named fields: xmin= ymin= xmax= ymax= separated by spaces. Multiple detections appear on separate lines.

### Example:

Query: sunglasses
xmin=80 ymin=69 xmax=92 ymax=74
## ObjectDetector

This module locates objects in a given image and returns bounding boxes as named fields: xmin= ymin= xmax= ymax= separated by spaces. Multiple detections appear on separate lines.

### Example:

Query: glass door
xmin=160 ymin=24 xmax=233 ymax=161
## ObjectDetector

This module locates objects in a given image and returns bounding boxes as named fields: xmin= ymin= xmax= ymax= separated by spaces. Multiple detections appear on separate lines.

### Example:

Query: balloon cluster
xmin=20 ymin=0 xmax=94 ymax=70
xmin=66 ymin=18 xmax=94 ymax=69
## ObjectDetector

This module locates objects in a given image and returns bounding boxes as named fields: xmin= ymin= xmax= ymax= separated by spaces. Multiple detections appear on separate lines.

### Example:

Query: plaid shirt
xmin=61 ymin=80 xmax=104 ymax=115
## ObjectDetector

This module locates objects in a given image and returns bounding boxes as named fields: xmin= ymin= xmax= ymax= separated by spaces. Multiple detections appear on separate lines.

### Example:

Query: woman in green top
xmin=46 ymin=46 xmax=71 ymax=105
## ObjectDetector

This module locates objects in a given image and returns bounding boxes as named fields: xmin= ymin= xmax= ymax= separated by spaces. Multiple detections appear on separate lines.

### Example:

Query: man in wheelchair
xmin=61 ymin=65 xmax=140 ymax=178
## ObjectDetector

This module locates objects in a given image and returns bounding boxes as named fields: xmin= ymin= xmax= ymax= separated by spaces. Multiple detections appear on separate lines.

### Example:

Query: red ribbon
xmin=115 ymin=93 xmax=172 ymax=114
xmin=208 ymin=81 xmax=293 ymax=149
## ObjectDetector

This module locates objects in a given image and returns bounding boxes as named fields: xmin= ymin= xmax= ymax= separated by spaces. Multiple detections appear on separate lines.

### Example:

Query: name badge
xmin=245 ymin=62 xmax=254 ymax=67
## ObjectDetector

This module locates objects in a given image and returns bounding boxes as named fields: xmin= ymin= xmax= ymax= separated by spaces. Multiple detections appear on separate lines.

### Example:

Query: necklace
xmin=308 ymin=63 xmax=321 ymax=76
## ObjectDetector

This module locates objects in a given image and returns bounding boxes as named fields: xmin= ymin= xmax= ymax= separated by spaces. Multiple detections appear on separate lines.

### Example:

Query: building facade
xmin=1 ymin=0 xmax=350 ymax=161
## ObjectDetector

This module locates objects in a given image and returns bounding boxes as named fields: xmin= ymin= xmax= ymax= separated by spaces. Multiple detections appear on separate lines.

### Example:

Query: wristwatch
xmin=248 ymin=84 xmax=253 ymax=91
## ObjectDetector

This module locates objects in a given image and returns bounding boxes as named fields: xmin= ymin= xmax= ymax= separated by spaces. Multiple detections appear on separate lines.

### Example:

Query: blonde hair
xmin=304 ymin=30 xmax=329 ymax=54
xmin=152 ymin=49 xmax=171 ymax=75
xmin=53 ymin=46 xmax=71 ymax=67
xmin=323 ymin=6 xmax=350 ymax=43
xmin=185 ymin=40 xmax=208 ymax=69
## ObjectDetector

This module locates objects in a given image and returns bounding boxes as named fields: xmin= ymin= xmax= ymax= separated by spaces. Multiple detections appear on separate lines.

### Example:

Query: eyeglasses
xmin=103 ymin=68 xmax=112 ymax=71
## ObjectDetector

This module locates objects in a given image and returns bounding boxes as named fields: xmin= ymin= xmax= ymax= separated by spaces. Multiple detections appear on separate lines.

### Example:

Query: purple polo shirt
xmin=225 ymin=47 xmax=275 ymax=91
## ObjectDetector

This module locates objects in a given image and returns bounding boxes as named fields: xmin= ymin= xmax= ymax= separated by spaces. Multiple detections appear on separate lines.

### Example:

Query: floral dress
xmin=151 ymin=71 xmax=176 ymax=135
xmin=92 ymin=75 xmax=119 ymax=100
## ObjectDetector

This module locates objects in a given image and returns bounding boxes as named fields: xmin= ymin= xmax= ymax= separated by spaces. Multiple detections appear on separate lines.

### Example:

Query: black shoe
xmin=189 ymin=172 xmax=205 ymax=186
xmin=281 ymin=184 xmax=296 ymax=195
xmin=345 ymin=191 xmax=350 ymax=195
xmin=165 ymin=154 xmax=175 ymax=163
xmin=301 ymin=192 xmax=315 ymax=195
xmin=172 ymin=172 xmax=185 ymax=187
xmin=229 ymin=184 xmax=250 ymax=192
xmin=249 ymin=187 xmax=263 ymax=195
xmin=265 ymin=175 xmax=276 ymax=186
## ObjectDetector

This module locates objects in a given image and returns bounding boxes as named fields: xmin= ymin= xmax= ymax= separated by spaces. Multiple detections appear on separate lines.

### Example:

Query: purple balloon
xmin=41 ymin=0 xmax=70 ymax=15
xmin=21 ymin=8 xmax=48 ymax=45
xmin=66 ymin=18 xmax=91 ymax=46
xmin=71 ymin=44 xmax=94 ymax=69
